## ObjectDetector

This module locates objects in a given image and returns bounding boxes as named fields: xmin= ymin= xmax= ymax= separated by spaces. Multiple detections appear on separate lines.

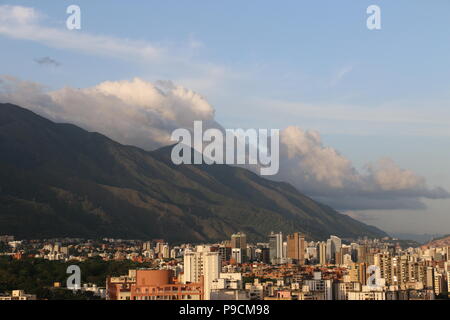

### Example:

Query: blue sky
xmin=1 ymin=0 xmax=450 ymax=235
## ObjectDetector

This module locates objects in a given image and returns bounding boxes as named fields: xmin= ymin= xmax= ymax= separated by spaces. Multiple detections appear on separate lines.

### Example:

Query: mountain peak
xmin=0 ymin=103 xmax=386 ymax=241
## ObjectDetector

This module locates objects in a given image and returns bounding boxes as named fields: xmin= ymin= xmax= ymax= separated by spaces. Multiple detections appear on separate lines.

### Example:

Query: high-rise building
xmin=231 ymin=232 xmax=247 ymax=262
xmin=231 ymin=232 xmax=247 ymax=249
xmin=287 ymin=232 xmax=305 ymax=265
xmin=260 ymin=247 xmax=271 ymax=264
xmin=425 ymin=267 xmax=435 ymax=291
xmin=269 ymin=232 xmax=283 ymax=264
xmin=218 ymin=246 xmax=231 ymax=265
xmin=357 ymin=244 xmax=368 ymax=264
xmin=348 ymin=262 xmax=368 ymax=285
xmin=326 ymin=235 xmax=342 ymax=264
xmin=231 ymin=248 xmax=242 ymax=264
xmin=184 ymin=246 xmax=220 ymax=300
xmin=318 ymin=242 xmax=327 ymax=265
xmin=350 ymin=243 xmax=359 ymax=262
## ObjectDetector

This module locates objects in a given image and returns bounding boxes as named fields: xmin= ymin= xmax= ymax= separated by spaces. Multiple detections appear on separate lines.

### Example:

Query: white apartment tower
xmin=183 ymin=245 xmax=220 ymax=300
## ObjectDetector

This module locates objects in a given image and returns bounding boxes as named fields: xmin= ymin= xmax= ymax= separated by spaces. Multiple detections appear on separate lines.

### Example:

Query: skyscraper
xmin=269 ymin=232 xmax=283 ymax=264
xmin=318 ymin=241 xmax=327 ymax=265
xmin=184 ymin=246 xmax=220 ymax=300
xmin=326 ymin=235 xmax=342 ymax=264
xmin=287 ymin=232 xmax=305 ymax=265
xmin=231 ymin=232 xmax=247 ymax=262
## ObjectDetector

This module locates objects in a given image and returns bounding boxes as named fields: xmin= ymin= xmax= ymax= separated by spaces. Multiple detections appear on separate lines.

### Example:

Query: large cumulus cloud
xmin=278 ymin=126 xmax=449 ymax=210
xmin=0 ymin=76 xmax=448 ymax=210
xmin=0 ymin=76 xmax=218 ymax=150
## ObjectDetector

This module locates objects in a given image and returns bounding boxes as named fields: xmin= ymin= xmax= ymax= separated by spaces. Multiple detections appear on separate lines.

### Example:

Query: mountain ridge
xmin=0 ymin=103 xmax=387 ymax=242
xmin=422 ymin=234 xmax=450 ymax=248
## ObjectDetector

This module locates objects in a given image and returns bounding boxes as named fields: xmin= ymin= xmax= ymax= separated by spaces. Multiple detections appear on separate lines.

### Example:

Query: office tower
xmin=425 ymin=267 xmax=435 ymax=290
xmin=184 ymin=246 xmax=220 ymax=300
xmin=269 ymin=232 xmax=283 ymax=264
xmin=350 ymin=243 xmax=359 ymax=262
xmin=218 ymin=246 xmax=231 ymax=265
xmin=357 ymin=244 xmax=368 ymax=264
xmin=318 ymin=242 xmax=327 ymax=265
xmin=261 ymin=247 xmax=270 ymax=264
xmin=335 ymin=251 xmax=343 ymax=265
xmin=231 ymin=232 xmax=247 ymax=262
xmin=231 ymin=248 xmax=242 ymax=264
xmin=306 ymin=244 xmax=318 ymax=262
xmin=331 ymin=235 xmax=342 ymax=254
xmin=326 ymin=235 xmax=342 ymax=264
xmin=330 ymin=236 xmax=342 ymax=261
xmin=287 ymin=232 xmax=305 ymax=265
xmin=359 ymin=263 xmax=368 ymax=285
xmin=349 ymin=262 xmax=369 ymax=285
xmin=231 ymin=232 xmax=247 ymax=249
xmin=246 ymin=244 xmax=256 ymax=261
xmin=326 ymin=239 xmax=332 ymax=263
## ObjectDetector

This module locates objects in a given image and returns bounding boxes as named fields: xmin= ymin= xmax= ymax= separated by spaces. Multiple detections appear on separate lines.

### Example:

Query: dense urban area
xmin=0 ymin=233 xmax=448 ymax=300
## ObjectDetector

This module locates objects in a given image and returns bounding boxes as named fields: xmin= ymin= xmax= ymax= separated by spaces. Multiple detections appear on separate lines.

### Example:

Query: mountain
xmin=391 ymin=233 xmax=444 ymax=244
xmin=0 ymin=103 xmax=386 ymax=242
xmin=422 ymin=234 xmax=450 ymax=248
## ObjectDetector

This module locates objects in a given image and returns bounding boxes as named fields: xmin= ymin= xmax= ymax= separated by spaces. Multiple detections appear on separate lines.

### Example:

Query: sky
xmin=0 ymin=0 xmax=449 ymax=236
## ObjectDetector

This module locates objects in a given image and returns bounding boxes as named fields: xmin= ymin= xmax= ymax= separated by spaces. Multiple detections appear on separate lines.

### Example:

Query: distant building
xmin=106 ymin=269 xmax=203 ymax=300
xmin=184 ymin=246 xmax=220 ymax=300
xmin=231 ymin=248 xmax=242 ymax=264
xmin=210 ymin=273 xmax=248 ymax=300
xmin=326 ymin=235 xmax=342 ymax=264
xmin=318 ymin=242 xmax=327 ymax=265
xmin=287 ymin=232 xmax=305 ymax=265
xmin=231 ymin=232 xmax=247 ymax=262
xmin=269 ymin=232 xmax=283 ymax=264
xmin=0 ymin=290 xmax=36 ymax=300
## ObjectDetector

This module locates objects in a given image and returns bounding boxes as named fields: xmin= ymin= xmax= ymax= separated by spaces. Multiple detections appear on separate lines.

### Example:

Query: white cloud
xmin=0 ymin=4 xmax=243 ymax=96
xmin=0 ymin=5 xmax=162 ymax=62
xmin=0 ymin=76 xmax=216 ymax=150
xmin=1 ymin=76 xmax=448 ymax=211
xmin=277 ymin=126 xmax=449 ymax=209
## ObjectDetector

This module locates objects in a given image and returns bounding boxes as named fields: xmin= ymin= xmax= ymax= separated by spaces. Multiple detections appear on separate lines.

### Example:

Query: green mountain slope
xmin=0 ymin=103 xmax=386 ymax=242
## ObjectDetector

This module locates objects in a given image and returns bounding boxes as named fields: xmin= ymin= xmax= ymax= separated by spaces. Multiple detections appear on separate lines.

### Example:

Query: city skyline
xmin=1 ymin=232 xmax=449 ymax=300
